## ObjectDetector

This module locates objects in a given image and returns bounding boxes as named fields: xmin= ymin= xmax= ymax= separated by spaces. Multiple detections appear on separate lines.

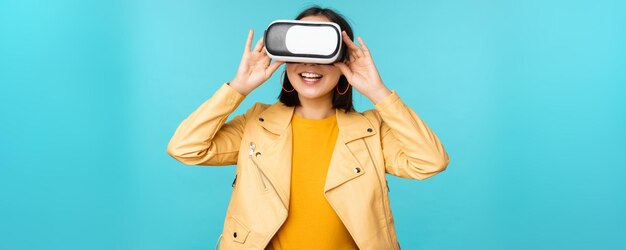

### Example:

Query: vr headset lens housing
xmin=264 ymin=20 xmax=345 ymax=64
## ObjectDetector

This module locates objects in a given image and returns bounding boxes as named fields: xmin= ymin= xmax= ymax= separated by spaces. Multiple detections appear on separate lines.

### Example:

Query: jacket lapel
xmin=254 ymin=101 xmax=379 ymax=207
xmin=325 ymin=109 xmax=378 ymax=192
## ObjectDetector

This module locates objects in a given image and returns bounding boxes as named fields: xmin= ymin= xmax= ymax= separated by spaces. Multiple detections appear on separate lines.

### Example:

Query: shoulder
xmin=360 ymin=108 xmax=384 ymax=126
xmin=242 ymin=102 xmax=271 ymax=114
xmin=359 ymin=90 xmax=403 ymax=127
xmin=241 ymin=101 xmax=277 ymax=120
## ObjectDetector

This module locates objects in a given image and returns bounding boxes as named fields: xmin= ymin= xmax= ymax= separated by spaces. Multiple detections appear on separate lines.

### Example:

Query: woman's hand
xmin=230 ymin=29 xmax=284 ymax=96
xmin=334 ymin=31 xmax=392 ymax=104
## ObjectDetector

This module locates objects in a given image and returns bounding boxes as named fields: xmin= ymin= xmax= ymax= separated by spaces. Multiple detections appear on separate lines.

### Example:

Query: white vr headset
xmin=263 ymin=20 xmax=345 ymax=64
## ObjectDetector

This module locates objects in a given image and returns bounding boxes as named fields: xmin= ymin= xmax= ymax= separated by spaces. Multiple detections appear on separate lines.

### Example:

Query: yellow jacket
xmin=166 ymin=82 xmax=450 ymax=249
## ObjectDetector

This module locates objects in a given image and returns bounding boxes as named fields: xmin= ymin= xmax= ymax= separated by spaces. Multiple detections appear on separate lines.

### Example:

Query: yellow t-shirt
xmin=267 ymin=112 xmax=359 ymax=250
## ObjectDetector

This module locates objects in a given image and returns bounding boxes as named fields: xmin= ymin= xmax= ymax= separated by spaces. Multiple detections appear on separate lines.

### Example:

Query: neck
xmin=294 ymin=93 xmax=334 ymax=119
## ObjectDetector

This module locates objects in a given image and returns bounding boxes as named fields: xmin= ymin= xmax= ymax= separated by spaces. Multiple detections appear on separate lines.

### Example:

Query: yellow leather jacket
xmin=167 ymin=82 xmax=450 ymax=249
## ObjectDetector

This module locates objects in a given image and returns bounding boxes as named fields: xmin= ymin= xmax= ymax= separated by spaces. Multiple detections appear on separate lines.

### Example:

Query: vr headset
xmin=263 ymin=20 xmax=345 ymax=64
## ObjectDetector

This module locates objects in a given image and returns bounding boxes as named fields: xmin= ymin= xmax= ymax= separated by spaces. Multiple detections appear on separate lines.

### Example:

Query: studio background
xmin=1 ymin=0 xmax=624 ymax=249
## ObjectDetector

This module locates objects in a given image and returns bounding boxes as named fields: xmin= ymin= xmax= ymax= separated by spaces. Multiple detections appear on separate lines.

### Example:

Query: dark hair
xmin=277 ymin=6 xmax=356 ymax=113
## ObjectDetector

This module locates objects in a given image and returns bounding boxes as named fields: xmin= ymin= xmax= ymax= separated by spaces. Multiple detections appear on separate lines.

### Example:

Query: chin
xmin=293 ymin=81 xmax=334 ymax=99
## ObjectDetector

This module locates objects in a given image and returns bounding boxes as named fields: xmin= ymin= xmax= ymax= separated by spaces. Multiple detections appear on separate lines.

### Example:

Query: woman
xmin=167 ymin=6 xmax=450 ymax=250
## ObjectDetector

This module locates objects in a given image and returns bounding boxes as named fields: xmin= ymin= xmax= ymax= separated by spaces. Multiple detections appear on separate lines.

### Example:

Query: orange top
xmin=267 ymin=112 xmax=358 ymax=250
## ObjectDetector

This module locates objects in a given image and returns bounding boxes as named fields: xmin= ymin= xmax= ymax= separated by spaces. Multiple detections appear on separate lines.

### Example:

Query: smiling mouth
xmin=299 ymin=72 xmax=323 ymax=84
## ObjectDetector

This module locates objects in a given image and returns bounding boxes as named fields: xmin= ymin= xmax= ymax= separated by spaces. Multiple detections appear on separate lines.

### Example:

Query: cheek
xmin=285 ymin=65 xmax=298 ymax=80
xmin=285 ymin=64 xmax=294 ymax=73
xmin=323 ymin=68 xmax=343 ymax=82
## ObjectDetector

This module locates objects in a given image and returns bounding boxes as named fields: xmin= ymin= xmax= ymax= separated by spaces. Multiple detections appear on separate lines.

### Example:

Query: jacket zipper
xmin=364 ymin=140 xmax=397 ymax=250
xmin=248 ymin=141 xmax=292 ymax=248
xmin=249 ymin=142 xmax=267 ymax=191
xmin=247 ymin=141 xmax=290 ymax=248
xmin=249 ymin=142 xmax=286 ymax=207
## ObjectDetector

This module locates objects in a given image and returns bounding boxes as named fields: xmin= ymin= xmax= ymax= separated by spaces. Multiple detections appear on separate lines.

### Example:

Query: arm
xmin=374 ymin=90 xmax=450 ymax=180
xmin=166 ymin=82 xmax=253 ymax=166
xmin=167 ymin=28 xmax=284 ymax=166
xmin=333 ymin=31 xmax=449 ymax=180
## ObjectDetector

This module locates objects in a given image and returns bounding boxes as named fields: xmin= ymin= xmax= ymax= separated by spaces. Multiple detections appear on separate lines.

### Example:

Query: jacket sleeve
xmin=373 ymin=90 xmax=450 ymax=180
xmin=166 ymin=82 xmax=254 ymax=166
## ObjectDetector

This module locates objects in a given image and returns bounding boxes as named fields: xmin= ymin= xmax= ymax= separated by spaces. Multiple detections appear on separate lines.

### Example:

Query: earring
xmin=336 ymin=82 xmax=350 ymax=95
xmin=280 ymin=70 xmax=295 ymax=92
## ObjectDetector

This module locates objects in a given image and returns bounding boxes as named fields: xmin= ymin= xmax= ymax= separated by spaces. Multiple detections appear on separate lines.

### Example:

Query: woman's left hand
xmin=334 ymin=31 xmax=392 ymax=104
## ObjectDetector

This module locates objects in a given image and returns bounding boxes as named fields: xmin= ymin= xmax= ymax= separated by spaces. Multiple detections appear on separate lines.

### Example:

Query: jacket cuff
xmin=220 ymin=81 xmax=246 ymax=106
xmin=374 ymin=90 xmax=401 ymax=112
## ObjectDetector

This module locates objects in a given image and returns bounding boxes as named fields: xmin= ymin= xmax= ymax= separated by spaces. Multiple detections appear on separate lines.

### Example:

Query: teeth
xmin=300 ymin=72 xmax=322 ymax=78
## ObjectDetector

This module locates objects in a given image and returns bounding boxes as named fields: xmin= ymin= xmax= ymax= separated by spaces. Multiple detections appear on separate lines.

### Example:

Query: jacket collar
xmin=255 ymin=101 xmax=377 ymax=143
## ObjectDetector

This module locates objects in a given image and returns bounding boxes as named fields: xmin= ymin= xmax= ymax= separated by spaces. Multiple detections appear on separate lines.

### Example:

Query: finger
xmin=341 ymin=31 xmax=359 ymax=59
xmin=266 ymin=60 xmax=285 ymax=76
xmin=261 ymin=53 xmax=271 ymax=66
xmin=341 ymin=31 xmax=359 ymax=50
xmin=244 ymin=29 xmax=254 ymax=54
xmin=357 ymin=36 xmax=371 ymax=57
xmin=342 ymin=31 xmax=364 ymax=58
xmin=260 ymin=44 xmax=268 ymax=55
xmin=253 ymin=36 xmax=264 ymax=53
xmin=333 ymin=62 xmax=353 ymax=79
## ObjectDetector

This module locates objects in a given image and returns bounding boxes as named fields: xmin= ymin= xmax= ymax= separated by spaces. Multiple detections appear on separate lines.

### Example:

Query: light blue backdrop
xmin=1 ymin=0 xmax=624 ymax=249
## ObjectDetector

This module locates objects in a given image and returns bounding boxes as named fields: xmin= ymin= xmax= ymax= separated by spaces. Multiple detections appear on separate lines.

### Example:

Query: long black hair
xmin=277 ymin=6 xmax=356 ymax=113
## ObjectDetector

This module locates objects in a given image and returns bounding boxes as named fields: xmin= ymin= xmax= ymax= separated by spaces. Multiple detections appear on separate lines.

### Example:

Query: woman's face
xmin=285 ymin=15 xmax=344 ymax=101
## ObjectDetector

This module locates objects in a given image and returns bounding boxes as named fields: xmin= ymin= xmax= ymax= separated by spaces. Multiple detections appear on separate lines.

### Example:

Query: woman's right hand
xmin=229 ymin=29 xmax=284 ymax=96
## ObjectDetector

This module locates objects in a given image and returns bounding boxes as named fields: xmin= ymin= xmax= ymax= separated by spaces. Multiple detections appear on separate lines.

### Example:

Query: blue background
xmin=1 ymin=0 xmax=624 ymax=249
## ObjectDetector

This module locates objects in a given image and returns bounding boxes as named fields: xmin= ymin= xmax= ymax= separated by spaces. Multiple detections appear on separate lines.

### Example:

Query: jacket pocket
xmin=227 ymin=215 xmax=250 ymax=244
